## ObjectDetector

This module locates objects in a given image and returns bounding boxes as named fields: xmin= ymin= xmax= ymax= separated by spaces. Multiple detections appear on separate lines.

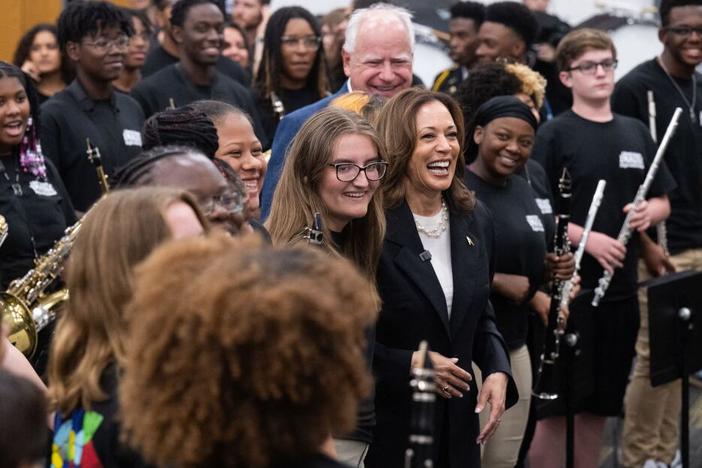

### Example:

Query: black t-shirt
xmin=51 ymin=365 xmax=152 ymax=468
xmin=520 ymin=159 xmax=556 ymax=247
xmin=131 ymin=64 xmax=268 ymax=148
xmin=0 ymin=155 xmax=76 ymax=288
xmin=612 ymin=58 xmax=702 ymax=255
xmin=141 ymin=43 xmax=251 ymax=86
xmin=40 ymin=80 xmax=145 ymax=211
xmin=254 ymin=85 xmax=323 ymax=142
xmin=532 ymin=110 xmax=677 ymax=301
xmin=466 ymin=170 xmax=548 ymax=349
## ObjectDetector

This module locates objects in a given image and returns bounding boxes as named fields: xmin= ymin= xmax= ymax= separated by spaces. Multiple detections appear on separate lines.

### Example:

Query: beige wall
xmin=0 ymin=0 xmax=138 ymax=64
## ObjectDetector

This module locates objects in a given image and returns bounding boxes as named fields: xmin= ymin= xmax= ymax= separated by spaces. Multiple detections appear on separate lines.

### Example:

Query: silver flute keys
xmin=592 ymin=107 xmax=682 ymax=306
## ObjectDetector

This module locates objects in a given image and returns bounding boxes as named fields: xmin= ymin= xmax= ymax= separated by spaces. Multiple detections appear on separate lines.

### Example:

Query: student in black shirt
xmin=528 ymin=29 xmax=675 ymax=468
xmin=41 ymin=2 xmax=145 ymax=212
xmin=131 ymin=0 xmax=267 ymax=146
xmin=465 ymin=96 xmax=573 ymax=468
xmin=252 ymin=6 xmax=330 ymax=142
xmin=142 ymin=0 xmax=250 ymax=84
xmin=611 ymin=1 xmax=702 ymax=466
xmin=0 ymin=62 xmax=76 ymax=376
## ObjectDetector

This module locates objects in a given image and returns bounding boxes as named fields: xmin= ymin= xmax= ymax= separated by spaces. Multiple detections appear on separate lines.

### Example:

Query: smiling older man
xmin=260 ymin=3 xmax=414 ymax=219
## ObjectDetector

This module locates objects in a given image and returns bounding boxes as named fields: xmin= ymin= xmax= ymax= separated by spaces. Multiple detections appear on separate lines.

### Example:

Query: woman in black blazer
xmin=366 ymin=88 xmax=518 ymax=468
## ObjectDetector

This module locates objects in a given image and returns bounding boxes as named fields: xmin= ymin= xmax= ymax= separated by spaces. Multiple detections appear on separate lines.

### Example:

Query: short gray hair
xmin=343 ymin=3 xmax=415 ymax=54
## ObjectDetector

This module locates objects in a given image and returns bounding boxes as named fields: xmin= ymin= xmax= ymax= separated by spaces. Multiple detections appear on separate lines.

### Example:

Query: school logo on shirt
xmin=618 ymin=151 xmax=644 ymax=170
xmin=535 ymin=198 xmax=553 ymax=215
xmin=122 ymin=129 xmax=142 ymax=147
xmin=526 ymin=215 xmax=545 ymax=232
xmin=29 ymin=180 xmax=57 ymax=197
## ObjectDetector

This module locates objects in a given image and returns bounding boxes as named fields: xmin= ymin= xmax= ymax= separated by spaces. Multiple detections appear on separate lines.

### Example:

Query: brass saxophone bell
xmin=2 ymin=292 xmax=38 ymax=358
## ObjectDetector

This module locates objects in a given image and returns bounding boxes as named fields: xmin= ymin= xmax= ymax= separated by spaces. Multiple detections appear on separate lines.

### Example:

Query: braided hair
xmin=112 ymin=145 xmax=196 ymax=188
xmin=141 ymin=106 xmax=220 ymax=157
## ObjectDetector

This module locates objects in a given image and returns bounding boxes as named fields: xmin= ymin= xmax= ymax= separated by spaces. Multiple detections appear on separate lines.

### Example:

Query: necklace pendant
xmin=691 ymin=108 xmax=697 ymax=124
xmin=11 ymin=183 xmax=22 ymax=196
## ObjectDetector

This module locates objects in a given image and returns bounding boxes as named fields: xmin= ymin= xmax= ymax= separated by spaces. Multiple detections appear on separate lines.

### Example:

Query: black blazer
xmin=366 ymin=200 xmax=518 ymax=468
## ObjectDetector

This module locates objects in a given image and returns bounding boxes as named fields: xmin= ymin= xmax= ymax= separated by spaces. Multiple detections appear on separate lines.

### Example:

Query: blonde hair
xmin=120 ymin=234 xmax=377 ymax=467
xmin=376 ymin=88 xmax=475 ymax=212
xmin=505 ymin=62 xmax=547 ymax=109
xmin=47 ymin=187 xmax=208 ymax=415
xmin=331 ymin=91 xmax=387 ymax=126
xmin=266 ymin=107 xmax=386 ymax=281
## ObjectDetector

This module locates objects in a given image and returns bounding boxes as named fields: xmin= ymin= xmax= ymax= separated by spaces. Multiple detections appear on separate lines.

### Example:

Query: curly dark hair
xmin=485 ymin=1 xmax=540 ymax=48
xmin=12 ymin=24 xmax=73 ymax=85
xmin=57 ymin=1 xmax=132 ymax=51
xmin=253 ymin=6 xmax=329 ymax=101
xmin=450 ymin=1 xmax=486 ymax=24
xmin=456 ymin=62 xmax=523 ymax=125
xmin=120 ymin=234 xmax=377 ymax=468
xmin=659 ymin=0 xmax=702 ymax=26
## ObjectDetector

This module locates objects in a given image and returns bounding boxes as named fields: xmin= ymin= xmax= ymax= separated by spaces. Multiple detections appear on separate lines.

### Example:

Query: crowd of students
xmin=0 ymin=0 xmax=701 ymax=467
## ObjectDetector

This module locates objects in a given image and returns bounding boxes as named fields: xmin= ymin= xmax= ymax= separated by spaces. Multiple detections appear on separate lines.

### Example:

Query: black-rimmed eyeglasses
xmin=665 ymin=26 xmax=702 ymax=38
xmin=567 ymin=59 xmax=618 ymax=75
xmin=327 ymin=161 xmax=389 ymax=182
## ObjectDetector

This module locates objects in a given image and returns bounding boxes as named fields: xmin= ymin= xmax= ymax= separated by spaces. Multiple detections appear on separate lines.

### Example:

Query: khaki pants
xmin=621 ymin=248 xmax=702 ymax=467
xmin=476 ymin=345 xmax=532 ymax=468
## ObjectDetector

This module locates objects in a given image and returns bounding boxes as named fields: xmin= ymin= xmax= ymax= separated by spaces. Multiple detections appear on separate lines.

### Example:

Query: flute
xmin=647 ymin=90 xmax=670 ymax=255
xmin=592 ymin=107 xmax=682 ymax=306
xmin=560 ymin=180 xmax=607 ymax=311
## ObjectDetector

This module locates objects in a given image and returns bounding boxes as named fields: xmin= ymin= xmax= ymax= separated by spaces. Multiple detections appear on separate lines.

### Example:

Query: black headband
xmin=474 ymin=95 xmax=538 ymax=131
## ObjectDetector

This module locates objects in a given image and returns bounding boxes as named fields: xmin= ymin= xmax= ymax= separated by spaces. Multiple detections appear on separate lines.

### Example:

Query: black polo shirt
xmin=131 ymin=64 xmax=268 ymax=147
xmin=0 ymin=154 xmax=76 ymax=288
xmin=141 ymin=43 xmax=251 ymax=86
xmin=40 ymin=80 xmax=145 ymax=211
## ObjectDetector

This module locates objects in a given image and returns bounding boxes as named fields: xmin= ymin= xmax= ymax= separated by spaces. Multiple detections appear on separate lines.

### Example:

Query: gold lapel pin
xmin=466 ymin=235 xmax=474 ymax=246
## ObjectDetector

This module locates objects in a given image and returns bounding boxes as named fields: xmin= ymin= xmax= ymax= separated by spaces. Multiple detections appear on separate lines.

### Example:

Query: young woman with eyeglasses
xmin=266 ymin=107 xmax=386 ymax=467
xmin=252 ymin=6 xmax=330 ymax=142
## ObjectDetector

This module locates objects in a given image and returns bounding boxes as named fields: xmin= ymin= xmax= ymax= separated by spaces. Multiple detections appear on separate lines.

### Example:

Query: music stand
xmin=648 ymin=270 xmax=702 ymax=468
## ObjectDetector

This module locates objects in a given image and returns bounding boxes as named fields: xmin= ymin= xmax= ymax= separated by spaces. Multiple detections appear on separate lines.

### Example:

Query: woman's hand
xmin=412 ymin=350 xmax=472 ymax=399
xmin=475 ymin=372 xmax=508 ymax=444
xmin=493 ymin=273 xmax=530 ymax=304
xmin=21 ymin=60 xmax=40 ymax=82
xmin=546 ymin=252 xmax=575 ymax=281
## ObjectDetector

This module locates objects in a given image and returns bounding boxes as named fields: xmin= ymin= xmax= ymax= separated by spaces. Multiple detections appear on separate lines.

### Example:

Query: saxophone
xmin=2 ymin=220 xmax=81 ymax=358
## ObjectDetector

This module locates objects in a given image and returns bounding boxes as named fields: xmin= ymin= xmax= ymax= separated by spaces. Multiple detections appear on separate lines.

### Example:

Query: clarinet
xmin=532 ymin=168 xmax=571 ymax=400
xmin=647 ymin=90 xmax=670 ymax=256
xmin=404 ymin=341 xmax=436 ymax=468
xmin=86 ymin=138 xmax=110 ymax=195
xmin=592 ymin=107 xmax=682 ymax=306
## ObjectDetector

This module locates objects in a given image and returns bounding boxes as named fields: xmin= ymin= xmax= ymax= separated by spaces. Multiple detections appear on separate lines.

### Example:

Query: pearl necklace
xmin=414 ymin=199 xmax=449 ymax=239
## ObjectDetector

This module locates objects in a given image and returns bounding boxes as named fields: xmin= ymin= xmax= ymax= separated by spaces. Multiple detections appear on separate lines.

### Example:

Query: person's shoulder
xmin=286 ymin=93 xmax=336 ymax=122
xmin=432 ymin=66 xmax=459 ymax=91
xmin=40 ymin=87 xmax=74 ymax=114
xmin=612 ymin=112 xmax=649 ymax=134
xmin=114 ymin=90 xmax=143 ymax=111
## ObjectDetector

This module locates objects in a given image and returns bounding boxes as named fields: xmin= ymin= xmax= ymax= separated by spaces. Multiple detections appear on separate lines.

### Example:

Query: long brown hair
xmin=266 ymin=107 xmax=386 ymax=281
xmin=47 ymin=187 xmax=208 ymax=415
xmin=376 ymin=88 xmax=475 ymax=213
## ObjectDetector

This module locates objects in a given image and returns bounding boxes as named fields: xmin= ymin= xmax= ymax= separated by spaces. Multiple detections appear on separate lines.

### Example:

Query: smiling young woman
xmin=252 ymin=6 xmax=329 ymax=142
xmin=0 ymin=61 xmax=77 ymax=372
xmin=266 ymin=106 xmax=386 ymax=467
